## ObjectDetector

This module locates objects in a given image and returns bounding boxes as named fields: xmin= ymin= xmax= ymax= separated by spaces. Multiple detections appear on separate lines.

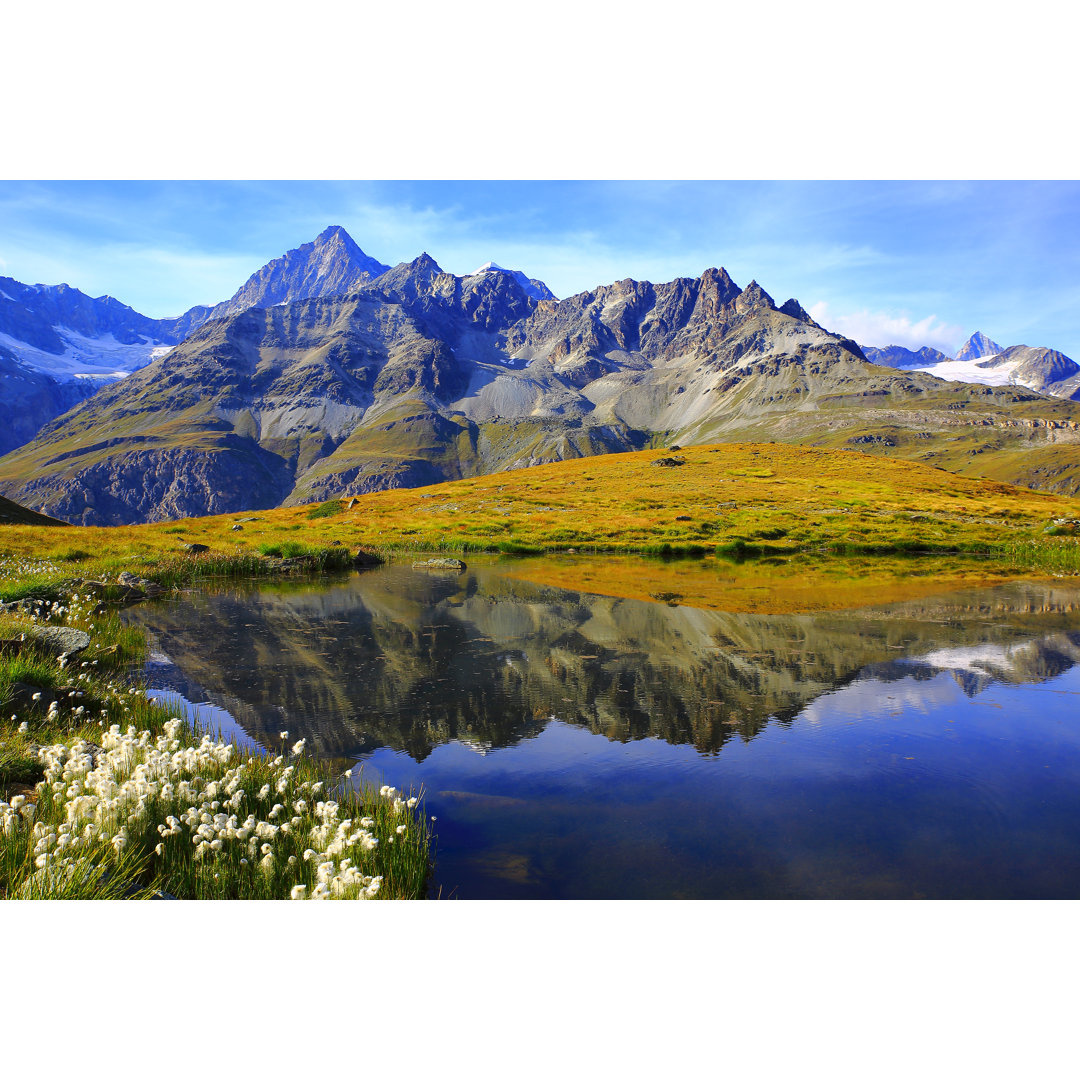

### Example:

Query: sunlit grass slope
xmin=2 ymin=443 xmax=1079 ymax=574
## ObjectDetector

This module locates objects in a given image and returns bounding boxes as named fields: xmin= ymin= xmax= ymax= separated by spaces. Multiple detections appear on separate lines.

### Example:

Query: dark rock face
xmin=470 ymin=263 xmax=556 ymax=302
xmin=0 ymin=349 xmax=101 ymax=456
xmin=16 ymin=443 xmax=295 ymax=526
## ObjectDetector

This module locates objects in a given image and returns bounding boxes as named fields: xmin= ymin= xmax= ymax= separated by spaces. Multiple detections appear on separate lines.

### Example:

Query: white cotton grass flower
xmin=291 ymin=739 xmax=306 ymax=756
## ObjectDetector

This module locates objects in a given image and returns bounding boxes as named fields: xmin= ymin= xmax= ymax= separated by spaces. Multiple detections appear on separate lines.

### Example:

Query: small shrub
xmin=307 ymin=499 xmax=344 ymax=519
xmin=58 ymin=549 xmax=92 ymax=562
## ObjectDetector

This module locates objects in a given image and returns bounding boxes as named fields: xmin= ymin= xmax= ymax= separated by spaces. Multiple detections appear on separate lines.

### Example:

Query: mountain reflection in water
xmin=127 ymin=562 xmax=1080 ymax=761
xmin=123 ymin=559 xmax=1080 ymax=898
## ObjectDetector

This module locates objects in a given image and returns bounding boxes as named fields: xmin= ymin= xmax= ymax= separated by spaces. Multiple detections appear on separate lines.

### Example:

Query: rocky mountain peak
xmin=469 ymin=261 xmax=556 ymax=302
xmin=375 ymin=253 xmax=445 ymax=301
xmin=735 ymin=280 xmax=776 ymax=314
xmin=315 ymin=224 xmax=353 ymax=244
xmin=413 ymin=252 xmax=442 ymax=271
xmin=206 ymin=226 xmax=391 ymax=324
xmin=779 ymin=297 xmax=817 ymax=325
xmin=955 ymin=331 xmax=1004 ymax=362
xmin=698 ymin=267 xmax=741 ymax=304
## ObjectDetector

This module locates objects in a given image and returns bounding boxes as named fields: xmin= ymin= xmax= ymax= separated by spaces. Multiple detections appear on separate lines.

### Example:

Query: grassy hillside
xmin=2 ymin=443 xmax=1079 ymax=579
xmin=0 ymin=496 xmax=68 ymax=527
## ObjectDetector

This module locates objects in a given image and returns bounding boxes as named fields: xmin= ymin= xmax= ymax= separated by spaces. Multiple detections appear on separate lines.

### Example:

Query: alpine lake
xmin=121 ymin=552 xmax=1080 ymax=900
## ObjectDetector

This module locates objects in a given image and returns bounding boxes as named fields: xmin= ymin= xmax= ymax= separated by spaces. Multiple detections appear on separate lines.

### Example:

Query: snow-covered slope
xmin=0 ymin=329 xmax=171 ymax=382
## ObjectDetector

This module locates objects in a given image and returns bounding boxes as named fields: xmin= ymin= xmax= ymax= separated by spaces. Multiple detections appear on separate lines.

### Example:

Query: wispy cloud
xmin=808 ymin=302 xmax=965 ymax=355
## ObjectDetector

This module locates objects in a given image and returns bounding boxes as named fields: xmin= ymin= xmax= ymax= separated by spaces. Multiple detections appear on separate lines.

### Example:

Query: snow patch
xmin=0 ymin=328 xmax=165 ymax=382
xmin=912 ymin=354 xmax=1038 ymax=390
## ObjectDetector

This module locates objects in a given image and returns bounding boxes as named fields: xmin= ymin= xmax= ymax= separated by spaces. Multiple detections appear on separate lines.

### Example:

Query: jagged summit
xmin=374 ymin=253 xmax=446 ymax=300
xmin=735 ymin=280 xmax=776 ymax=314
xmin=779 ymin=297 xmax=817 ymax=324
xmin=315 ymin=224 xmax=354 ymax=243
xmin=955 ymin=331 xmax=1004 ymax=362
xmin=205 ymin=226 xmax=391 ymax=322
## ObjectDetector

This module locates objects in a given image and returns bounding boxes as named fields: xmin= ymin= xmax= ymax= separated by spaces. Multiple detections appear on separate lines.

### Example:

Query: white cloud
xmin=808 ymin=302 xmax=965 ymax=355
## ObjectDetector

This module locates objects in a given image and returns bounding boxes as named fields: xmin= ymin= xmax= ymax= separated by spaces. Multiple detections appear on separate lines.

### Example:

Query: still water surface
xmin=124 ymin=558 xmax=1080 ymax=899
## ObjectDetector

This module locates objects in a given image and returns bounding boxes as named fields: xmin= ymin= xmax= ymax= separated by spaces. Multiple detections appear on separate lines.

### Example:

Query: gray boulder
xmin=412 ymin=557 xmax=466 ymax=572
xmin=26 ymin=625 xmax=91 ymax=658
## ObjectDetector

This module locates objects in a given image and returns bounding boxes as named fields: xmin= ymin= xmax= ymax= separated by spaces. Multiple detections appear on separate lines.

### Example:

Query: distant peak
xmin=955 ymin=331 xmax=1004 ymax=362
xmin=469 ymin=260 xmax=555 ymax=301
xmin=412 ymin=252 xmax=443 ymax=272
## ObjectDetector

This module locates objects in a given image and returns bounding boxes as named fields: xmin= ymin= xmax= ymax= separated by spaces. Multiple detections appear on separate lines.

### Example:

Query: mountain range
xmin=863 ymin=331 xmax=1080 ymax=401
xmin=2 ymin=225 xmax=1080 ymax=525
xmin=0 ymin=226 xmax=391 ymax=454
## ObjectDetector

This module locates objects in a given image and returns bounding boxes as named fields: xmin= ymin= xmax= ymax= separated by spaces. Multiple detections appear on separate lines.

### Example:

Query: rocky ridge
xmin=5 ymin=250 xmax=1080 ymax=525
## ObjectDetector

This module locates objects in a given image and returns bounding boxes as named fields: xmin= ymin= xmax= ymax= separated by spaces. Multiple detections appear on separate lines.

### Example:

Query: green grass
xmin=258 ymin=540 xmax=307 ymax=558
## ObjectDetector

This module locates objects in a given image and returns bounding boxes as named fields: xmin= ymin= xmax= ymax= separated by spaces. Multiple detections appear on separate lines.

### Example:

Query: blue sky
xmin=1 ymin=180 xmax=1078 ymax=358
